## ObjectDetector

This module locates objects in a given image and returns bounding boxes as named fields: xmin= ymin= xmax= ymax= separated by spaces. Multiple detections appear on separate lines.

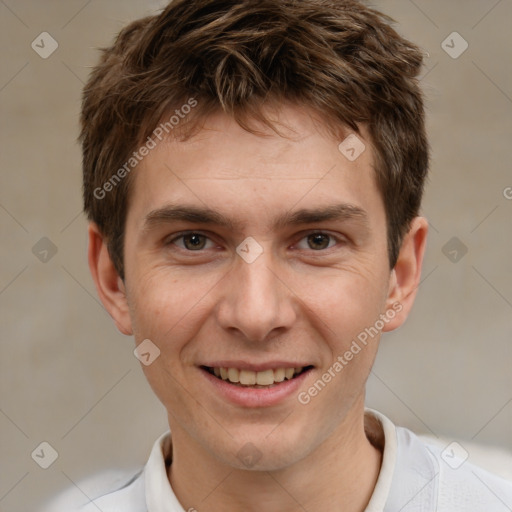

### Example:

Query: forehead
xmin=127 ymin=105 xmax=383 ymax=231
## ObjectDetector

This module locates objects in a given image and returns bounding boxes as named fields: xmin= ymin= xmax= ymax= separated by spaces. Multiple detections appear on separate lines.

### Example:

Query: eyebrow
xmin=142 ymin=202 xmax=368 ymax=232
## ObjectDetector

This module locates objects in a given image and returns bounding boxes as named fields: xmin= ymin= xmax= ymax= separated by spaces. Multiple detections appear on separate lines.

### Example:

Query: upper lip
xmin=200 ymin=361 xmax=313 ymax=372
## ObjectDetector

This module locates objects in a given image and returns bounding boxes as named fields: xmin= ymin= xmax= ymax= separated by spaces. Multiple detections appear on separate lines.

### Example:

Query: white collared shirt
xmin=42 ymin=410 xmax=512 ymax=511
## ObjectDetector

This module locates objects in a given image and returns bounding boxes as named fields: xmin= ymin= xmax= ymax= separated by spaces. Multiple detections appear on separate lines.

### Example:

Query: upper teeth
xmin=213 ymin=367 xmax=303 ymax=385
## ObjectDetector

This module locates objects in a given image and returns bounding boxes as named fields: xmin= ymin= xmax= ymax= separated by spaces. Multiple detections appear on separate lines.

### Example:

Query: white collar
xmin=364 ymin=409 xmax=399 ymax=511
xmin=145 ymin=431 xmax=186 ymax=512
xmin=143 ymin=409 xmax=399 ymax=512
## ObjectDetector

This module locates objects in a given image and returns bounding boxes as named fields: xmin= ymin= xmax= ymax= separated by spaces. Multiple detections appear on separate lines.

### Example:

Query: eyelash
xmin=166 ymin=230 xmax=346 ymax=253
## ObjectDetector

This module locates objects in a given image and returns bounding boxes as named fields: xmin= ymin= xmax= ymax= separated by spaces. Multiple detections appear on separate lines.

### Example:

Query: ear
xmin=87 ymin=222 xmax=133 ymax=335
xmin=382 ymin=217 xmax=428 ymax=332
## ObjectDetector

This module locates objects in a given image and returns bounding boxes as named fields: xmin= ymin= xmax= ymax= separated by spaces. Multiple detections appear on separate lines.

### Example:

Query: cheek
xmin=127 ymin=269 xmax=213 ymax=418
xmin=293 ymin=264 xmax=388 ymax=346
xmin=294 ymin=271 xmax=386 ymax=420
xmin=127 ymin=266 xmax=220 ymax=350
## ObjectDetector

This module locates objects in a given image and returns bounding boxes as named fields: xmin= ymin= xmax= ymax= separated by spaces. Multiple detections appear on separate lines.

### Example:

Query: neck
xmin=167 ymin=402 xmax=382 ymax=512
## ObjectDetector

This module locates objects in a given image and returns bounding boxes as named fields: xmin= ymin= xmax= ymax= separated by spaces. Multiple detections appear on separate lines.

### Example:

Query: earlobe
xmin=382 ymin=217 xmax=428 ymax=332
xmin=87 ymin=223 xmax=133 ymax=335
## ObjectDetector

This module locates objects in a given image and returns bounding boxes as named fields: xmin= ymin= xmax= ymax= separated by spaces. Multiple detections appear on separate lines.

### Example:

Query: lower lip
xmin=200 ymin=368 xmax=312 ymax=408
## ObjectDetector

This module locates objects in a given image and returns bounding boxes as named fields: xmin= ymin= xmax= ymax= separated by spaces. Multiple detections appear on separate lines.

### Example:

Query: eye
xmin=168 ymin=232 xmax=216 ymax=251
xmin=295 ymin=232 xmax=342 ymax=251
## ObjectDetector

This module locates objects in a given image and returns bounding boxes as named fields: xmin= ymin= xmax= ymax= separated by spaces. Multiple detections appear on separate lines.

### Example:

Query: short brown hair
xmin=80 ymin=0 xmax=428 ymax=280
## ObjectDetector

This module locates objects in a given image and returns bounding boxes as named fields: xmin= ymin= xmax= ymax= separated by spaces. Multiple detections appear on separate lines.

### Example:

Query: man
xmin=49 ymin=0 xmax=512 ymax=510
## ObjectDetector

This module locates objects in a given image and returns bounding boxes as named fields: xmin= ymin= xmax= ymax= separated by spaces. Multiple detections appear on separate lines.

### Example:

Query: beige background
xmin=1 ymin=1 xmax=511 ymax=510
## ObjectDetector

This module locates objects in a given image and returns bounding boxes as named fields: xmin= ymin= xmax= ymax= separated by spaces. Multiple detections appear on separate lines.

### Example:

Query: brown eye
xmin=293 ymin=231 xmax=345 ymax=252
xmin=307 ymin=233 xmax=331 ymax=250
xmin=183 ymin=233 xmax=206 ymax=250
xmin=169 ymin=232 xmax=214 ymax=251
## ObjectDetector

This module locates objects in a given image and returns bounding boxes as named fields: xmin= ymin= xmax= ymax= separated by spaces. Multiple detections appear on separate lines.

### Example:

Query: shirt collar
xmin=145 ymin=431 xmax=186 ymax=512
xmin=363 ymin=409 xmax=399 ymax=511
xmin=143 ymin=409 xmax=434 ymax=512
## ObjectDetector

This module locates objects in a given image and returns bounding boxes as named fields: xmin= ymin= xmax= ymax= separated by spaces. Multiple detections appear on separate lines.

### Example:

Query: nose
xmin=215 ymin=249 xmax=297 ymax=343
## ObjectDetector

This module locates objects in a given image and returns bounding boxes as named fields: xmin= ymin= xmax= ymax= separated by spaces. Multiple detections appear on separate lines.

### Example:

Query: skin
xmin=89 ymin=104 xmax=428 ymax=512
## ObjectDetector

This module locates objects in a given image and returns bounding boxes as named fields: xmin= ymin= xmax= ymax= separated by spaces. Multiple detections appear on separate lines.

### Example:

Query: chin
xmin=220 ymin=425 xmax=313 ymax=472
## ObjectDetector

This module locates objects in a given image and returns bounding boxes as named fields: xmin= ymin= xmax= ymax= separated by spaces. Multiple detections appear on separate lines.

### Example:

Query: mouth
xmin=201 ymin=365 xmax=314 ymax=388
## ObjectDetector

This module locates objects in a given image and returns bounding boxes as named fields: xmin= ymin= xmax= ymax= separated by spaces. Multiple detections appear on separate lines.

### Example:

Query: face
xmin=99 ymin=105 xmax=417 ymax=471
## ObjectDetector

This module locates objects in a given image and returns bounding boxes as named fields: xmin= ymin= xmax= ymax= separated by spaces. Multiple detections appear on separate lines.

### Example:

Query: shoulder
xmin=424 ymin=438 xmax=512 ymax=512
xmin=395 ymin=426 xmax=512 ymax=511
xmin=40 ymin=468 xmax=146 ymax=512
xmin=40 ymin=431 xmax=172 ymax=512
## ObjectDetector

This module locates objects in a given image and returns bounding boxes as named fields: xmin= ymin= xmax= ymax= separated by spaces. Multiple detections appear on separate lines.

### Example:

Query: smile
xmin=202 ymin=366 xmax=313 ymax=388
